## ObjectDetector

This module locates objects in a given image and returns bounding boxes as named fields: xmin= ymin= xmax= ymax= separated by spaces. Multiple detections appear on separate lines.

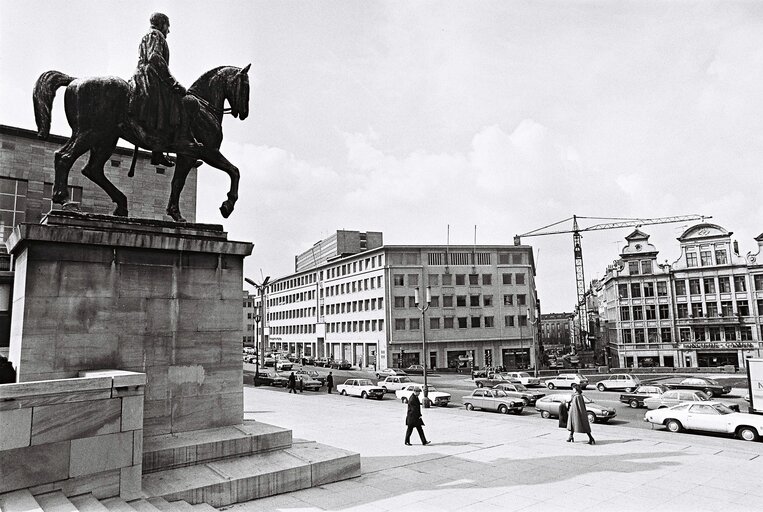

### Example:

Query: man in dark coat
xmin=326 ymin=372 xmax=334 ymax=394
xmin=288 ymin=372 xmax=297 ymax=394
xmin=404 ymin=388 xmax=430 ymax=446
xmin=567 ymin=384 xmax=595 ymax=444
xmin=130 ymin=12 xmax=199 ymax=167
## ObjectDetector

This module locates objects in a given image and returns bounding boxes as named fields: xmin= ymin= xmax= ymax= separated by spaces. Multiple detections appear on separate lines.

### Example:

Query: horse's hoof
xmin=113 ymin=205 xmax=128 ymax=217
xmin=166 ymin=207 xmax=186 ymax=223
xmin=52 ymin=192 xmax=67 ymax=205
xmin=219 ymin=201 xmax=234 ymax=218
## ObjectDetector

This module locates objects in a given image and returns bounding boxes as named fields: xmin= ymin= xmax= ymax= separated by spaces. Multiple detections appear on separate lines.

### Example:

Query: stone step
xmin=125 ymin=500 xmax=161 ymax=512
xmin=100 ymin=498 xmax=136 ymax=512
xmin=190 ymin=504 xmax=216 ymax=512
xmin=35 ymin=491 xmax=77 ymax=512
xmin=145 ymin=498 xmax=174 ymax=512
xmin=0 ymin=489 xmax=43 ymax=512
xmin=143 ymin=421 xmax=292 ymax=473
xmin=141 ymin=441 xmax=360 ymax=507
xmin=69 ymin=495 xmax=109 ymax=512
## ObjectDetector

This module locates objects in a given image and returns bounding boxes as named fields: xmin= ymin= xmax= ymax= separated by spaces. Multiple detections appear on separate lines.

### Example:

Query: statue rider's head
xmin=150 ymin=12 xmax=170 ymax=37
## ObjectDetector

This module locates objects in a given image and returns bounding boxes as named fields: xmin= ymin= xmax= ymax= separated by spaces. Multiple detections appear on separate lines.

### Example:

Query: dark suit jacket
xmin=406 ymin=393 xmax=424 ymax=427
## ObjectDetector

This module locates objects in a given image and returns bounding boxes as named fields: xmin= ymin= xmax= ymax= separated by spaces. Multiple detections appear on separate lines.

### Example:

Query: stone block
xmin=69 ymin=431 xmax=134 ymax=478
xmin=121 ymin=395 xmax=144 ymax=431
xmin=0 ymin=407 xmax=32 ymax=449
xmin=0 ymin=376 xmax=113 ymax=400
xmin=167 ymin=364 xmax=241 ymax=398
xmin=0 ymin=389 xmax=113 ymax=410
xmin=32 ymin=398 xmax=121 ymax=445
xmin=170 ymin=392 xmax=243 ymax=434
xmin=175 ymin=299 xmax=242 ymax=333
xmin=120 ymin=465 xmax=142 ymax=500
xmin=0 ymin=441 xmax=70 ymax=493
xmin=118 ymin=264 xmax=174 ymax=298
xmin=144 ymin=366 xmax=168 ymax=400
xmin=58 ymin=261 xmax=116 ymax=298
xmin=77 ymin=369 xmax=147 ymax=388
xmin=133 ymin=430 xmax=143 ymax=466
xmin=30 ymin=469 xmax=122 ymax=500
xmin=143 ymin=399 xmax=171 ymax=437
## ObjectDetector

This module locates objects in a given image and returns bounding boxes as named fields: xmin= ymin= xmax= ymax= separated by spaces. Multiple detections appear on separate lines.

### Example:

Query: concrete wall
xmin=0 ymin=370 xmax=145 ymax=499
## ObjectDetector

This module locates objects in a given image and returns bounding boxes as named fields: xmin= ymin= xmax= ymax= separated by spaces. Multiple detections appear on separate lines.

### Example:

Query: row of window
xmin=270 ymin=324 xmax=317 ymax=335
xmin=269 ymin=254 xmax=386 ymax=294
xmin=321 ymin=276 xmax=383 ymax=297
xmin=620 ymin=304 xmax=671 ymax=321
xmin=675 ymin=300 xmax=751 ymax=318
xmin=617 ymin=281 xmax=668 ymax=299
xmin=674 ymin=275 xmax=750 ymax=295
xmin=685 ymin=248 xmax=729 ymax=268
xmin=394 ymin=314 xmax=528 ymax=331
xmin=268 ymin=306 xmax=317 ymax=322
xmin=268 ymin=289 xmax=316 ymax=307
xmin=327 ymin=319 xmax=385 ymax=333
xmin=393 ymin=272 xmax=526 ymax=287
xmin=393 ymin=293 xmax=527 ymax=308
xmin=619 ymin=325 xmax=755 ymax=343
xmin=323 ymin=297 xmax=384 ymax=316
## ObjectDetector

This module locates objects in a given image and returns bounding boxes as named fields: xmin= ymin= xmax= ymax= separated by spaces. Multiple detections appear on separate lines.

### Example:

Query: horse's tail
xmin=33 ymin=70 xmax=75 ymax=140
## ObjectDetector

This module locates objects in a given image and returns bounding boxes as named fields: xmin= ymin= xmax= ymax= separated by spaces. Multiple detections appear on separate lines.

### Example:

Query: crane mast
xmin=518 ymin=213 xmax=709 ymax=356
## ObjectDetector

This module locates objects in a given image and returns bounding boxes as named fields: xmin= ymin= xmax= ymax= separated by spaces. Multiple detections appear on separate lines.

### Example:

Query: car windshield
xmin=357 ymin=380 xmax=373 ymax=386
xmin=493 ymin=390 xmax=508 ymax=397
xmin=515 ymin=384 xmax=528 ymax=391
xmin=712 ymin=404 xmax=735 ymax=414
xmin=400 ymin=377 xmax=413 ymax=383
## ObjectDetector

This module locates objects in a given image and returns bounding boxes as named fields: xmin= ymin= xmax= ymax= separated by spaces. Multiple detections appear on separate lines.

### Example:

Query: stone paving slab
xmin=220 ymin=386 xmax=763 ymax=512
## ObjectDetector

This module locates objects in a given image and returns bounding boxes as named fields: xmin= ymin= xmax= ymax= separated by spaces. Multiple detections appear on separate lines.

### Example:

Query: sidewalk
xmin=226 ymin=386 xmax=763 ymax=512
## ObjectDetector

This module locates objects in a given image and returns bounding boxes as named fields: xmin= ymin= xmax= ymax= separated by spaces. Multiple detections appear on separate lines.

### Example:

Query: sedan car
xmin=336 ymin=379 xmax=385 ymax=399
xmin=659 ymin=376 xmax=731 ymax=397
xmin=544 ymin=373 xmax=589 ymax=390
xmin=643 ymin=389 xmax=739 ymax=411
xmin=462 ymin=388 xmax=524 ymax=414
xmin=475 ymin=373 xmax=517 ymax=388
xmin=503 ymin=372 xmax=541 ymax=387
xmin=376 ymin=368 xmax=408 ymax=379
xmin=596 ymin=374 xmax=641 ymax=392
xmin=619 ymin=384 xmax=670 ymax=408
xmin=330 ymin=359 xmax=353 ymax=370
xmin=396 ymin=384 xmax=451 ymax=407
xmin=296 ymin=374 xmax=322 ymax=391
xmin=253 ymin=371 xmax=289 ymax=387
xmin=296 ymin=369 xmax=326 ymax=385
xmin=644 ymin=402 xmax=763 ymax=441
xmin=405 ymin=364 xmax=427 ymax=375
xmin=492 ymin=382 xmax=546 ymax=406
xmin=276 ymin=360 xmax=294 ymax=371
xmin=534 ymin=394 xmax=616 ymax=423
xmin=378 ymin=375 xmax=417 ymax=393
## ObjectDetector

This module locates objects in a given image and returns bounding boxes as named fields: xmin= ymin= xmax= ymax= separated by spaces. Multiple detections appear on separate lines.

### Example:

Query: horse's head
xmin=227 ymin=64 xmax=251 ymax=120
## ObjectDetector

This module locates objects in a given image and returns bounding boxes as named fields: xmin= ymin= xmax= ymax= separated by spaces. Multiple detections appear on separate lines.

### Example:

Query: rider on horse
xmin=130 ymin=12 xmax=200 ymax=167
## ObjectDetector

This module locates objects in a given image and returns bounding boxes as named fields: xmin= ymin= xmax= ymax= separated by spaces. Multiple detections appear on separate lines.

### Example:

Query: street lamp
xmin=414 ymin=286 xmax=431 ymax=408
xmin=252 ymin=304 xmax=262 ymax=384
xmin=245 ymin=276 xmax=270 ymax=379
xmin=528 ymin=307 xmax=540 ymax=377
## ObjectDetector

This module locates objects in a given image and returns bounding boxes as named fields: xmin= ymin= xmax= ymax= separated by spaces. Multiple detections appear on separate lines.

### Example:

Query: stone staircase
xmin=0 ymin=489 xmax=215 ymax=512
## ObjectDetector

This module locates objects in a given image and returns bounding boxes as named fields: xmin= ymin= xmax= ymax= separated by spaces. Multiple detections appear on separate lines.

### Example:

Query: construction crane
xmin=515 ymin=214 xmax=710 ymax=352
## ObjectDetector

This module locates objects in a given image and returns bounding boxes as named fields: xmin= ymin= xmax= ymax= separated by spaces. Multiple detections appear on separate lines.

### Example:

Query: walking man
xmin=288 ymin=372 xmax=296 ymax=394
xmin=327 ymin=372 xmax=334 ymax=394
xmin=404 ymin=388 xmax=430 ymax=446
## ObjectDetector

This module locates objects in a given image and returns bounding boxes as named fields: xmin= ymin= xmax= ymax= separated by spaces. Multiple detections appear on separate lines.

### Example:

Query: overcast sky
xmin=3 ymin=1 xmax=763 ymax=312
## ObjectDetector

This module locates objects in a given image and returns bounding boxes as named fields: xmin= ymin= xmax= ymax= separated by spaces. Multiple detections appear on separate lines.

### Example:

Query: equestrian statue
xmin=32 ymin=12 xmax=250 ymax=222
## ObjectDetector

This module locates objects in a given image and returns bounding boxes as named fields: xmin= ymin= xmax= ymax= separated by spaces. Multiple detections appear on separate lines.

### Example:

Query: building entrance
xmin=502 ymin=348 xmax=529 ymax=370
xmin=697 ymin=352 xmax=738 ymax=368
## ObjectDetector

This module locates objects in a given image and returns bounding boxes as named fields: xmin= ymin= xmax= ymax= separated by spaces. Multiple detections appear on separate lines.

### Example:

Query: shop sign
xmin=679 ymin=342 xmax=755 ymax=350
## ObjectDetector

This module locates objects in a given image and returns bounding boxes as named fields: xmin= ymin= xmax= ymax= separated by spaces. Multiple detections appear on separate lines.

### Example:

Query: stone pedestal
xmin=6 ymin=211 xmax=253 ymax=437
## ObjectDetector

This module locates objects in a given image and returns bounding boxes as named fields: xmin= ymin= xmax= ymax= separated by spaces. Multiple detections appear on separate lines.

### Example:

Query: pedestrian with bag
xmin=327 ymin=371 xmax=334 ymax=394
xmin=404 ymin=388 xmax=430 ymax=446
xmin=288 ymin=372 xmax=296 ymax=394
xmin=567 ymin=383 xmax=595 ymax=444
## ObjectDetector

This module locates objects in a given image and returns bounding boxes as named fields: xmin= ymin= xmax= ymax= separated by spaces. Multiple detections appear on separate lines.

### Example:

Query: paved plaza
xmin=226 ymin=386 xmax=763 ymax=512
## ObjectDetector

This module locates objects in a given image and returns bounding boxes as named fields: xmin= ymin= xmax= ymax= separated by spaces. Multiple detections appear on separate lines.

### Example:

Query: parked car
xmin=475 ymin=373 xmax=517 ymax=388
xmin=492 ymin=382 xmax=546 ymax=406
xmin=254 ymin=371 xmax=289 ymax=387
xmin=336 ymin=379 xmax=385 ymax=399
xmin=658 ymin=376 xmax=731 ymax=397
xmin=405 ymin=364 xmax=426 ymax=375
xmin=534 ymin=394 xmax=616 ymax=423
xmin=619 ymin=384 xmax=671 ymax=408
xmin=314 ymin=357 xmax=330 ymax=367
xmin=462 ymin=388 xmax=525 ymax=414
xmin=644 ymin=402 xmax=763 ymax=441
xmin=396 ymin=384 xmax=451 ymax=407
xmin=296 ymin=374 xmax=322 ymax=391
xmin=544 ymin=373 xmax=589 ymax=390
xmin=376 ymin=368 xmax=408 ymax=379
xmin=503 ymin=372 xmax=541 ymax=387
xmin=296 ymin=369 xmax=325 ymax=385
xmin=643 ymin=389 xmax=739 ymax=411
xmin=263 ymin=356 xmax=275 ymax=367
xmin=276 ymin=360 xmax=293 ymax=372
xmin=378 ymin=375 xmax=417 ymax=393
xmin=330 ymin=359 xmax=352 ymax=370
xmin=596 ymin=374 xmax=641 ymax=392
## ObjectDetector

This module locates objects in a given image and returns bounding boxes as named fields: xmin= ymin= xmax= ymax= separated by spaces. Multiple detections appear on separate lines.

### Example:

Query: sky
xmin=3 ymin=0 xmax=763 ymax=312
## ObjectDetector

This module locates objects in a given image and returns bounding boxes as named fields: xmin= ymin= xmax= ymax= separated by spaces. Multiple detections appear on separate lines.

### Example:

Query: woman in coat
xmin=404 ymin=388 xmax=430 ymax=446
xmin=567 ymin=384 xmax=595 ymax=444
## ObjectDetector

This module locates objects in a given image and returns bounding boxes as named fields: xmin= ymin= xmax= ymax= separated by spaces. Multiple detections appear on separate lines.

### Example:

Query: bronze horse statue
xmin=32 ymin=64 xmax=251 ymax=222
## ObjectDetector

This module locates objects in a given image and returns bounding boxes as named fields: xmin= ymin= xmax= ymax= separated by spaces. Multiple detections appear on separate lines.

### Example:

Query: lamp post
xmin=245 ymin=276 xmax=270 ymax=378
xmin=414 ymin=286 xmax=431 ymax=408
xmin=528 ymin=307 xmax=540 ymax=377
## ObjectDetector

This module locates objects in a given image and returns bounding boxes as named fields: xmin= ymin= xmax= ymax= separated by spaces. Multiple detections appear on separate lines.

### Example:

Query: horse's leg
xmin=81 ymin=137 xmax=129 ymax=216
xmin=52 ymin=133 xmax=92 ymax=204
xmin=196 ymin=148 xmax=239 ymax=218
xmin=166 ymin=156 xmax=194 ymax=222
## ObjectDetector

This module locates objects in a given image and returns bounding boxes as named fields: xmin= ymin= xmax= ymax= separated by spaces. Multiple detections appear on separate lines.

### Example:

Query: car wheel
xmin=465 ymin=403 xmax=474 ymax=411
xmin=340 ymin=390 xmax=347 ymax=396
xmin=477 ymin=382 xmax=484 ymax=388
xmin=587 ymin=412 xmax=596 ymax=424
xmin=540 ymin=410 xmax=550 ymax=419
xmin=361 ymin=391 xmax=368 ymax=399
xmin=522 ymin=397 xmax=530 ymax=406
xmin=597 ymin=383 xmax=606 ymax=392
xmin=376 ymin=374 xmax=380 ymax=379
xmin=498 ymin=404 xmax=509 ymax=414
xmin=401 ymin=397 xmax=408 ymax=404
xmin=704 ymin=389 xmax=715 ymax=398
xmin=738 ymin=426 xmax=759 ymax=442
xmin=665 ymin=419 xmax=683 ymax=433
xmin=382 ymin=387 xmax=388 ymax=393
xmin=629 ymin=399 xmax=639 ymax=409
xmin=547 ymin=383 xmax=555 ymax=390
